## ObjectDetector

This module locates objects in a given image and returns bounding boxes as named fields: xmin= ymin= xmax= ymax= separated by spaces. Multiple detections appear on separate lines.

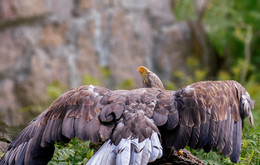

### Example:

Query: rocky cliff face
xmin=0 ymin=0 xmax=194 ymax=127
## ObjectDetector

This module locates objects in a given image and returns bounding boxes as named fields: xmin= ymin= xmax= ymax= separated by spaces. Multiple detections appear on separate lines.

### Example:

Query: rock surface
xmin=0 ymin=0 xmax=197 ymax=128
xmin=0 ymin=141 xmax=10 ymax=156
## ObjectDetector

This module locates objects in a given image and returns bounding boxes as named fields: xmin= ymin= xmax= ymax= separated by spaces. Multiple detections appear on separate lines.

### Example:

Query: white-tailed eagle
xmin=0 ymin=66 xmax=254 ymax=164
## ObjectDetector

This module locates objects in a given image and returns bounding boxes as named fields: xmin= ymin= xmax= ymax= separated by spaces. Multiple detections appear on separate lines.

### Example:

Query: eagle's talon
xmin=177 ymin=150 xmax=188 ymax=158
xmin=177 ymin=150 xmax=184 ymax=156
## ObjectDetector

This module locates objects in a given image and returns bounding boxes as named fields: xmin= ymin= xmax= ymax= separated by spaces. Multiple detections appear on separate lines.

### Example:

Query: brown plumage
xmin=0 ymin=67 xmax=254 ymax=165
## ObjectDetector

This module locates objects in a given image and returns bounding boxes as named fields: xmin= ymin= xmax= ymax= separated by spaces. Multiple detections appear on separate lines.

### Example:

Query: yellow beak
xmin=137 ymin=66 xmax=150 ymax=83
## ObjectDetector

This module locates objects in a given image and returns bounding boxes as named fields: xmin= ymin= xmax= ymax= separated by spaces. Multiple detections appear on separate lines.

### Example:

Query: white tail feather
xmin=150 ymin=132 xmax=163 ymax=162
xmin=86 ymin=140 xmax=108 ymax=165
xmin=130 ymin=138 xmax=146 ymax=165
xmin=141 ymin=139 xmax=152 ymax=164
xmin=86 ymin=132 xmax=162 ymax=165
xmin=100 ymin=141 xmax=116 ymax=165
xmin=116 ymin=138 xmax=131 ymax=165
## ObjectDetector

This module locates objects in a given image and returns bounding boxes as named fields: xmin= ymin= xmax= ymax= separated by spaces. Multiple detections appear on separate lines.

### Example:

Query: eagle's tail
xmin=86 ymin=131 xmax=162 ymax=165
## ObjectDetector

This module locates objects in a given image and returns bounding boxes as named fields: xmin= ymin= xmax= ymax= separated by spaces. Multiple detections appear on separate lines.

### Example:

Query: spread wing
xmin=163 ymin=80 xmax=254 ymax=163
xmin=0 ymin=85 xmax=175 ymax=165
xmin=0 ymin=80 xmax=254 ymax=164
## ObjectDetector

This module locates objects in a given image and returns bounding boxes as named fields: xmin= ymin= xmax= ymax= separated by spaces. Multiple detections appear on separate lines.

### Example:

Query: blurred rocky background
xmin=0 ymin=0 xmax=259 ymax=163
xmin=0 ymin=0 xmax=215 ymax=128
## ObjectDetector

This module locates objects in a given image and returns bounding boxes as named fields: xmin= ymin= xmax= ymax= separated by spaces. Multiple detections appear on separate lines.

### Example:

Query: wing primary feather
xmin=222 ymin=117 xmax=234 ymax=156
xmin=14 ymin=142 xmax=27 ymax=165
xmin=2 ymin=150 xmax=11 ymax=165
xmin=215 ymin=120 xmax=226 ymax=152
xmin=173 ymin=124 xmax=192 ymax=150
xmin=195 ymin=112 xmax=210 ymax=149
xmin=84 ymin=118 xmax=100 ymax=142
xmin=74 ymin=117 xmax=88 ymax=140
xmin=41 ymin=119 xmax=55 ymax=147
xmin=230 ymin=119 xmax=242 ymax=163
xmin=7 ymin=147 xmax=18 ymax=165
xmin=188 ymin=126 xmax=200 ymax=149
xmin=50 ymin=119 xmax=62 ymax=142
xmin=61 ymin=117 xmax=75 ymax=139
xmin=203 ymin=119 xmax=217 ymax=153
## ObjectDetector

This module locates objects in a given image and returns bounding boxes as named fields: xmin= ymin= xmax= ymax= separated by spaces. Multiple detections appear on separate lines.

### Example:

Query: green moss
xmin=118 ymin=78 xmax=135 ymax=90
xmin=173 ymin=0 xmax=195 ymax=21
xmin=99 ymin=66 xmax=111 ymax=79
xmin=165 ymin=81 xmax=176 ymax=90
xmin=47 ymin=80 xmax=67 ymax=101
xmin=82 ymin=75 xmax=100 ymax=86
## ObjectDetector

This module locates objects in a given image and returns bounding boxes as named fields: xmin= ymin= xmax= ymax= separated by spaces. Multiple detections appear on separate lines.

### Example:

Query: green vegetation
xmin=117 ymin=78 xmax=135 ymax=90
xmin=47 ymin=80 xmax=67 ymax=101
xmin=49 ymin=138 xmax=94 ymax=165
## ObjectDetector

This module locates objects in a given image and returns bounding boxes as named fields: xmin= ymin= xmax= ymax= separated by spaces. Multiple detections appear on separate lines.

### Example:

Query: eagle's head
xmin=137 ymin=66 xmax=165 ymax=90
